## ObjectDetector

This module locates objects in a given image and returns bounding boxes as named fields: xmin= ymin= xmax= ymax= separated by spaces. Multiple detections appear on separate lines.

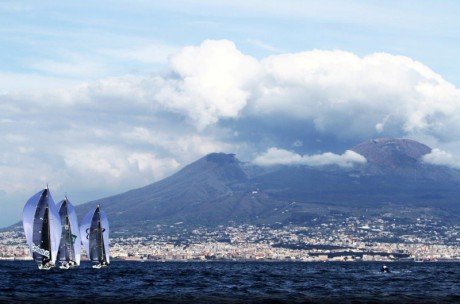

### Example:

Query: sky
xmin=1 ymin=0 xmax=460 ymax=226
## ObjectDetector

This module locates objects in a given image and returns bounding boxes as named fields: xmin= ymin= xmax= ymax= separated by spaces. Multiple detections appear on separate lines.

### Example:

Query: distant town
xmin=1 ymin=213 xmax=459 ymax=262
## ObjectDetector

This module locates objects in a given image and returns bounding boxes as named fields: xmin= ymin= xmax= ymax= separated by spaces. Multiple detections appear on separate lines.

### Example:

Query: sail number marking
xmin=32 ymin=244 xmax=50 ymax=258
xmin=86 ymin=228 xmax=106 ymax=239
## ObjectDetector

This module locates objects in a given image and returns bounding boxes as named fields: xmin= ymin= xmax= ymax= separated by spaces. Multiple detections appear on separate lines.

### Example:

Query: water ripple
xmin=0 ymin=261 xmax=459 ymax=303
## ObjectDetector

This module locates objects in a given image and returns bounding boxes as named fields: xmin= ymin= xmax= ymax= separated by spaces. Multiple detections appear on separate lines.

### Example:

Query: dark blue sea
xmin=0 ymin=261 xmax=459 ymax=303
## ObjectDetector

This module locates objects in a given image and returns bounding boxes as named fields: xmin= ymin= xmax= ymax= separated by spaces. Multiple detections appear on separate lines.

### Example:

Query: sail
xmin=99 ymin=208 xmax=110 ymax=264
xmin=22 ymin=188 xmax=62 ymax=267
xmin=57 ymin=198 xmax=81 ymax=266
xmin=80 ymin=206 xmax=110 ymax=264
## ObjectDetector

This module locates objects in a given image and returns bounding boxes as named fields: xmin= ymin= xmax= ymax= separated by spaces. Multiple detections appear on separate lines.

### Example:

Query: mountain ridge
xmin=74 ymin=138 xmax=460 ymax=230
xmin=6 ymin=138 xmax=460 ymax=232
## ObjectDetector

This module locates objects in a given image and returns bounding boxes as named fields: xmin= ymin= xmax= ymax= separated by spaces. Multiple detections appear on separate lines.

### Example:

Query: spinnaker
xmin=57 ymin=197 xmax=81 ymax=269
xmin=22 ymin=188 xmax=62 ymax=270
xmin=80 ymin=205 xmax=110 ymax=268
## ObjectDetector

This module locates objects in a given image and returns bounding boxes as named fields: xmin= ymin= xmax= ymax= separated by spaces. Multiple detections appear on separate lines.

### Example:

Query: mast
xmin=65 ymin=199 xmax=75 ymax=262
xmin=98 ymin=214 xmax=105 ymax=263
xmin=66 ymin=214 xmax=73 ymax=261
xmin=47 ymin=205 xmax=52 ymax=265
xmin=58 ymin=200 xmax=68 ymax=262
xmin=43 ymin=189 xmax=52 ymax=266
xmin=43 ymin=206 xmax=51 ymax=267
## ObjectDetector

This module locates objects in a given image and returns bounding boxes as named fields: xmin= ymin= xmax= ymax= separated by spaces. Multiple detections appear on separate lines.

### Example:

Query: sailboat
xmin=22 ymin=188 xmax=62 ymax=270
xmin=80 ymin=205 xmax=110 ymax=268
xmin=56 ymin=197 xmax=81 ymax=269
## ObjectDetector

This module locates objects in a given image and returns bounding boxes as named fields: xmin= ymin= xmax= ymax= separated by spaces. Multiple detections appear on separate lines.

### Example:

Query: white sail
xmin=22 ymin=188 xmax=62 ymax=269
xmin=57 ymin=198 xmax=81 ymax=267
xmin=80 ymin=205 xmax=110 ymax=267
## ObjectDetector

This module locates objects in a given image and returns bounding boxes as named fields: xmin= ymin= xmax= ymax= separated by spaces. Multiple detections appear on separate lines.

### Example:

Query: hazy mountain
xmin=75 ymin=153 xmax=269 ymax=231
xmin=351 ymin=138 xmax=450 ymax=179
xmin=66 ymin=138 xmax=460 ymax=233
xmin=253 ymin=138 xmax=460 ymax=204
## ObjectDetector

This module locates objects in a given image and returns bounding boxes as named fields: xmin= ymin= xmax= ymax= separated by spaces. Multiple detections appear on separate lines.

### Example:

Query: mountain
xmin=351 ymin=138 xmax=451 ymax=179
xmin=68 ymin=138 xmax=460 ymax=233
xmin=352 ymin=138 xmax=431 ymax=168
xmin=252 ymin=138 xmax=460 ymax=206
xmin=75 ymin=153 xmax=273 ymax=232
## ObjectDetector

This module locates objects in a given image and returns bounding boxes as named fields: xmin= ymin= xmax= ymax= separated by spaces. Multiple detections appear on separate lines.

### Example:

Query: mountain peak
xmin=53 ymin=139 xmax=460 ymax=232
xmin=351 ymin=138 xmax=431 ymax=166
xmin=205 ymin=152 xmax=238 ymax=164
xmin=173 ymin=152 xmax=247 ymax=184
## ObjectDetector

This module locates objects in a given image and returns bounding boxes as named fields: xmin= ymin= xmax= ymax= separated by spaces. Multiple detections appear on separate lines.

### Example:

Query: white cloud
xmin=254 ymin=51 xmax=460 ymax=140
xmin=375 ymin=115 xmax=390 ymax=133
xmin=121 ymin=126 xmax=233 ymax=163
xmin=2 ymin=38 xmax=460 ymax=226
xmin=63 ymin=146 xmax=181 ymax=188
xmin=64 ymin=146 xmax=127 ymax=179
xmin=253 ymin=147 xmax=367 ymax=168
xmin=10 ymin=40 xmax=460 ymax=142
xmin=128 ymin=152 xmax=180 ymax=180
xmin=0 ymin=160 xmax=66 ymax=195
xmin=139 ymin=41 xmax=460 ymax=143
xmin=1 ymin=40 xmax=458 ymax=197
xmin=154 ymin=39 xmax=261 ymax=128
xmin=421 ymin=148 xmax=460 ymax=169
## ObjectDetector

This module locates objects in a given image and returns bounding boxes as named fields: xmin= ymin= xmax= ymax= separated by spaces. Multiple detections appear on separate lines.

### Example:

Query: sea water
xmin=0 ymin=261 xmax=458 ymax=303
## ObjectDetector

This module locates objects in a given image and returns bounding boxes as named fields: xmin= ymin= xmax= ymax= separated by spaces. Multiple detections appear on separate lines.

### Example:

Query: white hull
xmin=59 ymin=261 xmax=78 ymax=269
xmin=38 ymin=263 xmax=54 ymax=270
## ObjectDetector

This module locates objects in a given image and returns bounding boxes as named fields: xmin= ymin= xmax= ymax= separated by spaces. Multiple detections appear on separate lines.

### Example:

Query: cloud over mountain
xmin=154 ymin=40 xmax=261 ymax=129
xmin=143 ymin=40 xmax=460 ymax=142
xmin=422 ymin=148 xmax=460 ymax=170
xmin=253 ymin=148 xmax=366 ymax=167
xmin=2 ymin=39 xmax=460 ymax=225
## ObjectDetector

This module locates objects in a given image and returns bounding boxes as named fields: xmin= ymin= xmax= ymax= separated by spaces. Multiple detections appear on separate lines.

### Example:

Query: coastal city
xmin=1 ymin=214 xmax=459 ymax=262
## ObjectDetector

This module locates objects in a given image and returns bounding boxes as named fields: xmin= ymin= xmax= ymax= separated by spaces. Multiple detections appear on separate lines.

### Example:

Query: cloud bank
xmin=151 ymin=40 xmax=460 ymax=142
xmin=253 ymin=148 xmax=366 ymax=167
xmin=2 ymin=39 xmax=460 ymax=225
xmin=422 ymin=148 xmax=460 ymax=169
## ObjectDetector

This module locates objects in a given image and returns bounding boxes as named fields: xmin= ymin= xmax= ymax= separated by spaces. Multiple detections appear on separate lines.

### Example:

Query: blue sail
xmin=56 ymin=198 xmax=81 ymax=267
xmin=22 ymin=188 xmax=62 ymax=269
xmin=80 ymin=206 xmax=110 ymax=267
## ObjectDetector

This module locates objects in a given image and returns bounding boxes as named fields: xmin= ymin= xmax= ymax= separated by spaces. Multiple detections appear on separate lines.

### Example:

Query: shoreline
xmin=1 ymin=258 xmax=460 ymax=263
